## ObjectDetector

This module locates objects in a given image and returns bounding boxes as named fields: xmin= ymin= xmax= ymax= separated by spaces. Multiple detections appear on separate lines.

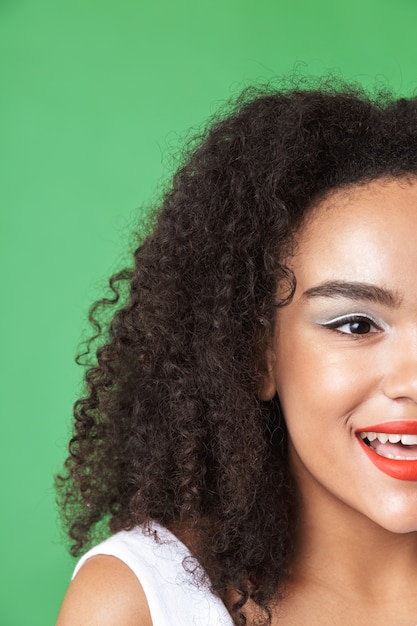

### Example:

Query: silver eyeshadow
xmin=315 ymin=312 xmax=390 ymax=333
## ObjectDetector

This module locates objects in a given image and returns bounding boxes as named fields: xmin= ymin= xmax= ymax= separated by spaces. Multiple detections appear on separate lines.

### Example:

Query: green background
xmin=2 ymin=1 xmax=417 ymax=624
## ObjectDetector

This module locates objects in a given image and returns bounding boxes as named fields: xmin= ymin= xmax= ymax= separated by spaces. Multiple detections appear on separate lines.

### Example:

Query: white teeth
xmin=359 ymin=432 xmax=417 ymax=445
xmin=387 ymin=434 xmax=401 ymax=443
xmin=400 ymin=434 xmax=417 ymax=445
xmin=382 ymin=452 xmax=417 ymax=460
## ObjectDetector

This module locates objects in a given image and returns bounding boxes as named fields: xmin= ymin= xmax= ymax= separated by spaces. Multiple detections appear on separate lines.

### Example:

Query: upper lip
xmin=356 ymin=420 xmax=417 ymax=435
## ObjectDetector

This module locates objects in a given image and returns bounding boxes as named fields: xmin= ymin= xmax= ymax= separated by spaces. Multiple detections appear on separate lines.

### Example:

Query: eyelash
xmin=320 ymin=314 xmax=382 ymax=336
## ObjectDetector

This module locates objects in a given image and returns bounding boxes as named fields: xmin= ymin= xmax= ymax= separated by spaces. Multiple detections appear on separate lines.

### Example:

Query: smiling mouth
xmin=359 ymin=432 xmax=417 ymax=460
xmin=356 ymin=421 xmax=417 ymax=480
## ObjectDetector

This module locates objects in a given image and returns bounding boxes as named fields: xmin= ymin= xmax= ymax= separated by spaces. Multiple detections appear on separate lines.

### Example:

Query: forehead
xmin=289 ymin=177 xmax=417 ymax=288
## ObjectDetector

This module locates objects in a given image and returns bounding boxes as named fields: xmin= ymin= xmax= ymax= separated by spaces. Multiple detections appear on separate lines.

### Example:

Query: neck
xmin=293 ymin=503 xmax=417 ymax=600
xmin=288 ymin=465 xmax=417 ymax=605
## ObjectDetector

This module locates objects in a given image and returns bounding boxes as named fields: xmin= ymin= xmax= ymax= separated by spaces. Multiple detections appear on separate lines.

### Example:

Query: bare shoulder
xmin=56 ymin=555 xmax=152 ymax=626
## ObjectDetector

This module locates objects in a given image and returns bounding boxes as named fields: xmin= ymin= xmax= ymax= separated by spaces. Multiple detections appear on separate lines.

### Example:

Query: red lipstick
xmin=356 ymin=421 xmax=417 ymax=481
xmin=357 ymin=421 xmax=417 ymax=435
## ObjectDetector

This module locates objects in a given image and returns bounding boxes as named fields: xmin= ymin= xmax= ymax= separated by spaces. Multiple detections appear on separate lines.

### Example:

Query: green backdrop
xmin=2 ymin=1 xmax=417 ymax=624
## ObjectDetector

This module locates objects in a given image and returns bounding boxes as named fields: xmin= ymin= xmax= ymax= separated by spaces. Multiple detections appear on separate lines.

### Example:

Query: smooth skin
xmin=56 ymin=556 xmax=152 ymax=625
xmin=262 ymin=177 xmax=417 ymax=624
xmin=57 ymin=177 xmax=417 ymax=625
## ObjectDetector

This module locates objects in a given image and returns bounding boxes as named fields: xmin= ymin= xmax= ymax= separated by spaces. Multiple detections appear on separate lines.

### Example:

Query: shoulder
xmin=56 ymin=554 xmax=152 ymax=626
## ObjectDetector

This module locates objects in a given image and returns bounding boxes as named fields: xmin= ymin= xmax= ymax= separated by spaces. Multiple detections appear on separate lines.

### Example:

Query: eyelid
xmin=318 ymin=312 xmax=386 ymax=330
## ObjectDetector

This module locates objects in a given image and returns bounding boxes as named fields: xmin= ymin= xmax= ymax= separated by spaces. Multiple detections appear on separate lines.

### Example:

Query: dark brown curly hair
xmin=57 ymin=78 xmax=417 ymax=624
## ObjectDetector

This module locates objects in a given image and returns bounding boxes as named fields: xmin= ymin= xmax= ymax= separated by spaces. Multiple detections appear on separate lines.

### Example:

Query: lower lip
xmin=357 ymin=437 xmax=417 ymax=481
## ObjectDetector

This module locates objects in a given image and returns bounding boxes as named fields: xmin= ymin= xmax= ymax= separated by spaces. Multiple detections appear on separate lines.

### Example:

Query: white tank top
xmin=73 ymin=522 xmax=234 ymax=626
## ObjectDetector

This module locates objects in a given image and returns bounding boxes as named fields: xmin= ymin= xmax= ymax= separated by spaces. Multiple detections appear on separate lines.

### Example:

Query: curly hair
xmin=57 ymin=78 xmax=417 ymax=624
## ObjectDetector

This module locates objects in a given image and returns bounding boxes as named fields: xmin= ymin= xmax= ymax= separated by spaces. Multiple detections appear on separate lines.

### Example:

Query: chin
xmin=367 ymin=502 xmax=417 ymax=535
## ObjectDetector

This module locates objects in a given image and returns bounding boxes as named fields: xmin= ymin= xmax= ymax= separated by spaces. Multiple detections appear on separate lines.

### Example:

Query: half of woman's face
xmin=261 ymin=177 xmax=417 ymax=533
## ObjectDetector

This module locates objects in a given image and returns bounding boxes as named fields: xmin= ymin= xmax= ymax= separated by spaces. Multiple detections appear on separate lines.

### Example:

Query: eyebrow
xmin=302 ymin=281 xmax=402 ymax=308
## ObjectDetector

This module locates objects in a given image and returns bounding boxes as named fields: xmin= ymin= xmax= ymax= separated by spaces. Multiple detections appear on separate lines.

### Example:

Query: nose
xmin=381 ymin=331 xmax=417 ymax=404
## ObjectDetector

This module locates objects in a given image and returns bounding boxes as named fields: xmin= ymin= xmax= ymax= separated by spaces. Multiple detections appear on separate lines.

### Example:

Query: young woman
xmin=56 ymin=81 xmax=417 ymax=625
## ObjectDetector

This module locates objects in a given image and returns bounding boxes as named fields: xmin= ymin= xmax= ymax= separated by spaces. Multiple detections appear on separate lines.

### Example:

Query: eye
xmin=337 ymin=318 xmax=374 ymax=335
xmin=321 ymin=314 xmax=381 ymax=336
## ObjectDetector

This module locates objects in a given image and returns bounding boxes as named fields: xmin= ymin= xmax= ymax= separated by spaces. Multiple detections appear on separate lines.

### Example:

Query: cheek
xmin=274 ymin=331 xmax=374 ymax=440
